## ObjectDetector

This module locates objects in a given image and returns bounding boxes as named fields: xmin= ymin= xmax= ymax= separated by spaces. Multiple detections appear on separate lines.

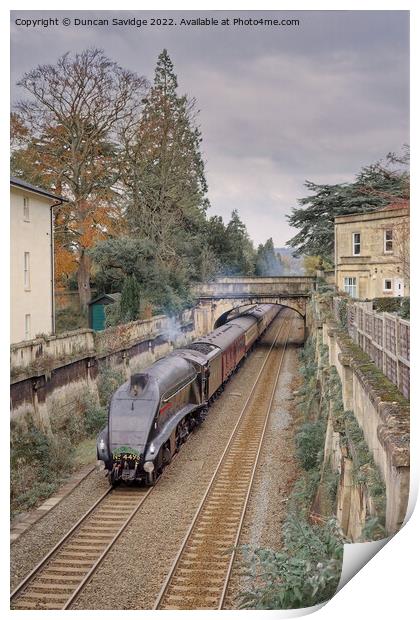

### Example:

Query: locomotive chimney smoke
xmin=164 ymin=315 xmax=184 ymax=345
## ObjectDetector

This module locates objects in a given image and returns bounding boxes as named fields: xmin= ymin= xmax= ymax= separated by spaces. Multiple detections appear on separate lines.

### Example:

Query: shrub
xmin=46 ymin=434 xmax=74 ymax=478
xmin=13 ymin=481 xmax=59 ymax=514
xmin=55 ymin=307 xmax=87 ymax=333
xmin=287 ymin=468 xmax=321 ymax=517
xmin=11 ymin=421 xmax=52 ymax=472
xmin=400 ymin=297 xmax=410 ymax=319
xmin=10 ymin=419 xmax=74 ymax=515
xmin=239 ymin=518 xmax=343 ymax=609
xmin=372 ymin=296 xmax=410 ymax=316
xmin=295 ymin=419 xmax=326 ymax=471
xmin=105 ymin=301 xmax=122 ymax=327
xmin=84 ymin=402 xmax=108 ymax=436
xmin=336 ymin=297 xmax=348 ymax=329
xmin=120 ymin=275 xmax=141 ymax=322
xmin=66 ymin=413 xmax=87 ymax=444
xmin=324 ymin=465 xmax=340 ymax=507
xmin=50 ymin=405 xmax=86 ymax=445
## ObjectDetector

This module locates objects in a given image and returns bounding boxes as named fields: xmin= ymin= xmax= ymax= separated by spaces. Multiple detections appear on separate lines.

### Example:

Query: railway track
xmin=154 ymin=310 xmax=294 ymax=610
xmin=10 ymin=485 xmax=152 ymax=609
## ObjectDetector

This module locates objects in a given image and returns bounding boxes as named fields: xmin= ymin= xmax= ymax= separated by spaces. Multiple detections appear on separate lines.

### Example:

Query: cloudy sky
xmin=10 ymin=10 xmax=409 ymax=247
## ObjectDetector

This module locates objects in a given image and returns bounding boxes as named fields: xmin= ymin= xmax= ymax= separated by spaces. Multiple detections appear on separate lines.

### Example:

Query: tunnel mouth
xmin=214 ymin=303 xmax=258 ymax=328
xmin=214 ymin=302 xmax=307 ymax=328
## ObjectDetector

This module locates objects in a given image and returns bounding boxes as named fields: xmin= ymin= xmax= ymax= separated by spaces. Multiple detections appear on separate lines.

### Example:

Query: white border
xmin=3 ymin=3 xmax=417 ymax=620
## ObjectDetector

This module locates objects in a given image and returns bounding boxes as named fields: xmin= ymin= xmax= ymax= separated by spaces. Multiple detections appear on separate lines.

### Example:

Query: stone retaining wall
xmin=10 ymin=308 xmax=199 ymax=429
xmin=311 ymin=296 xmax=409 ymax=537
xmin=11 ymin=329 xmax=95 ymax=376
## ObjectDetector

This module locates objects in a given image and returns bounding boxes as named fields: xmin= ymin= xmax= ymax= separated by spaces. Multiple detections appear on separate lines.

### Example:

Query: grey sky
xmin=10 ymin=10 xmax=409 ymax=247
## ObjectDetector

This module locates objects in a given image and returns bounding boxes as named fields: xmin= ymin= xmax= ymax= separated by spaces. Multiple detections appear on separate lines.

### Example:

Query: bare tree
xmin=13 ymin=49 xmax=148 ymax=311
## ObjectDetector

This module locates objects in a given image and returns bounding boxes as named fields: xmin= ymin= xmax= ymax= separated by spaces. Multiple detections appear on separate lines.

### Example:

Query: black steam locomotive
xmin=96 ymin=304 xmax=280 ymax=485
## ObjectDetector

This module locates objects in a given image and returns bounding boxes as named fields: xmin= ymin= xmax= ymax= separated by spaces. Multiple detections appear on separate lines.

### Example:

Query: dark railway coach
xmin=97 ymin=304 xmax=280 ymax=485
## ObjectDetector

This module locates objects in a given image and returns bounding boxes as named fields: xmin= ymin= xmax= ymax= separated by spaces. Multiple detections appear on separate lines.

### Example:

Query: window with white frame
xmin=352 ymin=232 xmax=361 ymax=255
xmin=25 ymin=314 xmax=31 ymax=340
xmin=24 ymin=252 xmax=30 ymax=290
xmin=23 ymin=196 xmax=30 ymax=221
xmin=344 ymin=277 xmax=357 ymax=298
xmin=383 ymin=279 xmax=393 ymax=292
xmin=384 ymin=229 xmax=393 ymax=253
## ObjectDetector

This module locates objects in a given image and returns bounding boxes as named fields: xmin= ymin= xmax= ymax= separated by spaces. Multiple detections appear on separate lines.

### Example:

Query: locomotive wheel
xmin=162 ymin=445 xmax=172 ymax=466
xmin=176 ymin=419 xmax=189 ymax=449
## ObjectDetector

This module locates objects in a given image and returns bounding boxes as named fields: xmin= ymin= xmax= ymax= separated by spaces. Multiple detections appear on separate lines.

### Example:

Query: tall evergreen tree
xmin=91 ymin=51 xmax=259 ymax=316
xmin=204 ymin=211 xmax=256 ymax=276
xmin=123 ymin=49 xmax=209 ymax=263
xmin=255 ymin=238 xmax=282 ymax=276
xmin=224 ymin=210 xmax=256 ymax=275
xmin=120 ymin=275 xmax=141 ymax=322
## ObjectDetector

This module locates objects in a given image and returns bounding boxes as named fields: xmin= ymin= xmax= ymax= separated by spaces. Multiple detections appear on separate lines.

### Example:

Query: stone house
xmin=10 ymin=177 xmax=66 ymax=343
xmin=334 ymin=202 xmax=409 ymax=299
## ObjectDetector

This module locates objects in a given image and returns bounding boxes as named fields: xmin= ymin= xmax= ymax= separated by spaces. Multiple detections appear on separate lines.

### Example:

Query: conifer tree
xmin=120 ymin=275 xmax=141 ymax=322
xmin=256 ymin=238 xmax=282 ymax=276
xmin=123 ymin=49 xmax=209 ymax=263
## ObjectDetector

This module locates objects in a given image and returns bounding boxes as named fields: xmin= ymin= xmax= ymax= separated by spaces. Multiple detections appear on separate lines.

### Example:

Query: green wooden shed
xmin=88 ymin=293 xmax=121 ymax=331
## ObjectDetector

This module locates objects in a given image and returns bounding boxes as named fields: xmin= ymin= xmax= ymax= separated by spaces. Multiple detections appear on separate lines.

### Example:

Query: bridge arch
xmin=193 ymin=276 xmax=314 ymax=336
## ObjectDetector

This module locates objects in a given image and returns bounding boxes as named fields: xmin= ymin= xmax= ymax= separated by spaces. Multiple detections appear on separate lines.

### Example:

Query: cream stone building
xmin=10 ymin=177 xmax=66 ymax=343
xmin=334 ymin=203 xmax=409 ymax=299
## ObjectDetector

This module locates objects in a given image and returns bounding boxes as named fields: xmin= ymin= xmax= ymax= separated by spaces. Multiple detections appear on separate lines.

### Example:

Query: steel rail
xmin=10 ymin=463 xmax=97 ymax=546
xmin=219 ymin=315 xmax=293 ymax=608
xmin=10 ymin=486 xmax=112 ymax=602
xmin=10 ymin=486 xmax=153 ymax=610
xmin=154 ymin=311 xmax=294 ymax=610
xmin=63 ymin=486 xmax=154 ymax=609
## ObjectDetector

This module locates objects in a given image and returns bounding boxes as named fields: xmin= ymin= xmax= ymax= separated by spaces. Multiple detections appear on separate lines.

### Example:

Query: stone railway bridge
xmin=193 ymin=276 xmax=315 ymax=334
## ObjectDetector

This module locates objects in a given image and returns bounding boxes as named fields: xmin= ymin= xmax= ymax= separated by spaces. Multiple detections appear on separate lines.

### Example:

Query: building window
xmin=344 ymin=277 xmax=357 ymax=298
xmin=384 ymin=229 xmax=393 ymax=253
xmin=25 ymin=314 xmax=31 ymax=340
xmin=23 ymin=196 xmax=30 ymax=221
xmin=384 ymin=279 xmax=393 ymax=292
xmin=24 ymin=252 xmax=30 ymax=290
xmin=352 ymin=232 xmax=361 ymax=255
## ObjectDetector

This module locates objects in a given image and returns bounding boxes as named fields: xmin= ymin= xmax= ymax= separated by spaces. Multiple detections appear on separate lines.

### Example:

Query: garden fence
xmin=333 ymin=298 xmax=410 ymax=399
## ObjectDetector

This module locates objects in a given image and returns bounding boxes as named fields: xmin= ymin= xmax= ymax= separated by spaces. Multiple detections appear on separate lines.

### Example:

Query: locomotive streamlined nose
xmin=98 ymin=372 xmax=161 ymax=484
xmin=109 ymin=374 xmax=159 ymax=457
